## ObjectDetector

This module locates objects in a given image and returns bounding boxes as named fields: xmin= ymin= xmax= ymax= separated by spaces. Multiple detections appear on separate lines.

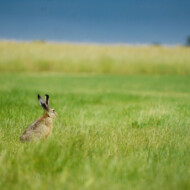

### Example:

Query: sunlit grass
xmin=0 ymin=74 xmax=190 ymax=190
xmin=0 ymin=41 xmax=190 ymax=74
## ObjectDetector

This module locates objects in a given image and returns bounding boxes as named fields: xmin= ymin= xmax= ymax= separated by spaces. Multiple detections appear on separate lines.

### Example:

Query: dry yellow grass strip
xmin=0 ymin=41 xmax=190 ymax=74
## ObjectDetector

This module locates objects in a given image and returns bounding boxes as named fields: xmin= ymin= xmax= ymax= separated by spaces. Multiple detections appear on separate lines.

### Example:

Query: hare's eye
xmin=53 ymin=109 xmax=55 ymax=112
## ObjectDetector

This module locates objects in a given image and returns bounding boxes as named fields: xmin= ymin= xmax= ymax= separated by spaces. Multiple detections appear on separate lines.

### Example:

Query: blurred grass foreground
xmin=0 ymin=41 xmax=190 ymax=74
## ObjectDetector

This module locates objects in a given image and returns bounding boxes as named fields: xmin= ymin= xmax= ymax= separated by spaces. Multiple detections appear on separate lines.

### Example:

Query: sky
xmin=0 ymin=0 xmax=190 ymax=45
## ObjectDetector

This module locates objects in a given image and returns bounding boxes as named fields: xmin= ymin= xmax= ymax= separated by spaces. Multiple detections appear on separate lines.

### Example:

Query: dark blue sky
xmin=0 ymin=0 xmax=190 ymax=44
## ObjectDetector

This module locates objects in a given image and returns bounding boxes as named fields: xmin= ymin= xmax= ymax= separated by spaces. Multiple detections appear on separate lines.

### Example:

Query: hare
xmin=20 ymin=94 xmax=58 ymax=142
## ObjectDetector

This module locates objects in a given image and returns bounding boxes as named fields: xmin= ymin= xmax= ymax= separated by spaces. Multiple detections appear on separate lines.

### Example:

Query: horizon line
xmin=0 ymin=38 xmax=186 ymax=47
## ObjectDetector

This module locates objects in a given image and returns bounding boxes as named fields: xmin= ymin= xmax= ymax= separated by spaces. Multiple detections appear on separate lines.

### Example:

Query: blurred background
xmin=0 ymin=0 xmax=190 ymax=45
xmin=0 ymin=0 xmax=190 ymax=74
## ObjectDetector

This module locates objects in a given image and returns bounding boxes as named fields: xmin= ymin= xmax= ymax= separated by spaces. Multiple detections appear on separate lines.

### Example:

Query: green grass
xmin=0 ymin=41 xmax=190 ymax=74
xmin=0 ymin=74 xmax=190 ymax=190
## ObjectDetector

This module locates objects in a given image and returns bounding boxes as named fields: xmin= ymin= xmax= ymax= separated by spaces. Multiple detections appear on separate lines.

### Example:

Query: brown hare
xmin=20 ymin=94 xmax=57 ymax=142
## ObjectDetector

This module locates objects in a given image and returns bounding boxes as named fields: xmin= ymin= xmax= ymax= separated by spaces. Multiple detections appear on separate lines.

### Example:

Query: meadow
xmin=0 ymin=41 xmax=190 ymax=75
xmin=0 ymin=42 xmax=190 ymax=190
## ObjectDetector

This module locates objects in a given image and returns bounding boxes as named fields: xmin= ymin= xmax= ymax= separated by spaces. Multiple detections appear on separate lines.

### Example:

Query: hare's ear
xmin=38 ymin=94 xmax=48 ymax=110
xmin=45 ymin=94 xmax=49 ymax=105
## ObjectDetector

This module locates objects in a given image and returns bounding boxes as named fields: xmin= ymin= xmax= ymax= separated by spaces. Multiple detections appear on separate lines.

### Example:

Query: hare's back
xmin=20 ymin=119 xmax=51 ymax=142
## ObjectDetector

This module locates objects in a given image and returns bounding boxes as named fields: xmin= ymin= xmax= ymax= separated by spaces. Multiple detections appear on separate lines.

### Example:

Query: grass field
xmin=0 ymin=41 xmax=190 ymax=75
xmin=0 ymin=74 xmax=190 ymax=190
xmin=0 ymin=42 xmax=190 ymax=190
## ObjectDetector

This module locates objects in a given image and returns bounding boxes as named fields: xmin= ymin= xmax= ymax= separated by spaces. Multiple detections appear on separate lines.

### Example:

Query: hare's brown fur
xmin=20 ymin=94 xmax=57 ymax=142
xmin=20 ymin=113 xmax=53 ymax=142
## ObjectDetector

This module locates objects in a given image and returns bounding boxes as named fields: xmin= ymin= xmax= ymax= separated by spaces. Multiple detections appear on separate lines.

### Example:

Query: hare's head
xmin=38 ymin=94 xmax=58 ymax=118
